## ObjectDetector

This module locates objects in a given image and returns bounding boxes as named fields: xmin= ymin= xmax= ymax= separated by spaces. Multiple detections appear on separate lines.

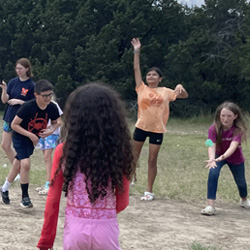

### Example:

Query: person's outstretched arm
xmin=205 ymin=143 xmax=217 ymax=169
xmin=215 ymin=141 xmax=239 ymax=162
xmin=131 ymin=38 xmax=142 ymax=88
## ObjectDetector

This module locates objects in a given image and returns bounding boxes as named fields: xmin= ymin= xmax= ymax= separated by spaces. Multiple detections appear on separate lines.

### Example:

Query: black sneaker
xmin=0 ymin=186 xmax=10 ymax=204
xmin=20 ymin=197 xmax=33 ymax=208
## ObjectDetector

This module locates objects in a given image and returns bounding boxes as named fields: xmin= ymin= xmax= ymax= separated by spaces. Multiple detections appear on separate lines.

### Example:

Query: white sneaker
xmin=36 ymin=185 xmax=45 ymax=192
xmin=38 ymin=186 xmax=49 ymax=195
xmin=140 ymin=192 xmax=155 ymax=201
xmin=240 ymin=199 xmax=250 ymax=209
xmin=14 ymin=174 xmax=20 ymax=181
xmin=201 ymin=205 xmax=216 ymax=215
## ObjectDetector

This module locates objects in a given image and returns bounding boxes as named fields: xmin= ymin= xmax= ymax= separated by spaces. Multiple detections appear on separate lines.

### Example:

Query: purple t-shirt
xmin=208 ymin=124 xmax=244 ymax=165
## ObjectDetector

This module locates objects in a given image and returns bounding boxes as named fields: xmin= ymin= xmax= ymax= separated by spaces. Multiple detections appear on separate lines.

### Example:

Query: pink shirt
xmin=37 ymin=143 xmax=130 ymax=250
xmin=208 ymin=125 xmax=244 ymax=165
xmin=135 ymin=82 xmax=177 ymax=133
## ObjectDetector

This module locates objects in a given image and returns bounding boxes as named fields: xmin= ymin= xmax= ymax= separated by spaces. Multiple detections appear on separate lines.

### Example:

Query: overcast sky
xmin=178 ymin=0 xmax=204 ymax=7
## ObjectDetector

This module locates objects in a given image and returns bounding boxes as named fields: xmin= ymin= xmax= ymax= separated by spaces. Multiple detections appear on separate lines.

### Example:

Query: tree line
xmin=0 ymin=0 xmax=250 ymax=117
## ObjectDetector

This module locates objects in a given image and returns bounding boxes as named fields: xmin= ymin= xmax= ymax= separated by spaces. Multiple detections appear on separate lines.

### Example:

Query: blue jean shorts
xmin=37 ymin=134 xmax=60 ymax=150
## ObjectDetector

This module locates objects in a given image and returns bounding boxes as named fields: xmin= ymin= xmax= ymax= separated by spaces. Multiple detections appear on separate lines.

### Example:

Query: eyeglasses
xmin=40 ymin=92 xmax=54 ymax=98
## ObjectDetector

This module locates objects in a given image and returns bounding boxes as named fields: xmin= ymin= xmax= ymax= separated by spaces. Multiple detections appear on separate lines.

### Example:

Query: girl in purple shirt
xmin=202 ymin=102 xmax=250 ymax=215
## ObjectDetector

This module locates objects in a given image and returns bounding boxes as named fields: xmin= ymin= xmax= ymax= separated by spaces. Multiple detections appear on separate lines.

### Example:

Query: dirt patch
xmin=0 ymin=187 xmax=250 ymax=250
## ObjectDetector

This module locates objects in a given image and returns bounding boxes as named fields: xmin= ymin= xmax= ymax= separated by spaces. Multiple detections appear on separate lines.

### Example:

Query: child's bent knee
xmin=21 ymin=161 xmax=31 ymax=172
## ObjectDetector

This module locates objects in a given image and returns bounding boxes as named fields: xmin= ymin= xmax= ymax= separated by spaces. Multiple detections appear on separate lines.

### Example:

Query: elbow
xmin=10 ymin=122 xmax=15 ymax=130
xmin=134 ymin=66 xmax=140 ymax=72
xmin=1 ymin=98 xmax=7 ymax=104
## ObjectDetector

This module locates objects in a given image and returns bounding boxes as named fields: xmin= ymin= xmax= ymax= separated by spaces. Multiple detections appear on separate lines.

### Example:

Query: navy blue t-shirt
xmin=12 ymin=99 xmax=60 ymax=141
xmin=3 ymin=77 xmax=35 ymax=124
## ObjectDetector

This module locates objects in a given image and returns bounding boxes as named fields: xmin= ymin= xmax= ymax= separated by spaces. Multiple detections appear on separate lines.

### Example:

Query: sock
xmin=45 ymin=181 xmax=50 ymax=189
xmin=21 ymin=183 xmax=29 ymax=199
xmin=2 ymin=179 xmax=11 ymax=192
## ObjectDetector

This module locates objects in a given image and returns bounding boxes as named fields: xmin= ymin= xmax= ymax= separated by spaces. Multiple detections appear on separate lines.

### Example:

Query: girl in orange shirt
xmin=131 ymin=38 xmax=188 ymax=201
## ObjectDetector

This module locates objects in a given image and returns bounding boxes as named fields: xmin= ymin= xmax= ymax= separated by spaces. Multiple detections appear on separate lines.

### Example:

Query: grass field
xmin=129 ymin=115 xmax=250 ymax=206
xmin=1 ymin=114 xmax=250 ymax=206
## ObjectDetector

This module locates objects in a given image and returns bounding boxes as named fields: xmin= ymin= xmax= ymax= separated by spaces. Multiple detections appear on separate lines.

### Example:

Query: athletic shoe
xmin=240 ymin=199 xmax=250 ymax=209
xmin=140 ymin=191 xmax=155 ymax=201
xmin=0 ymin=186 xmax=10 ymax=205
xmin=14 ymin=174 xmax=20 ymax=181
xmin=38 ymin=186 xmax=49 ymax=195
xmin=20 ymin=197 xmax=33 ymax=208
xmin=36 ymin=185 xmax=45 ymax=192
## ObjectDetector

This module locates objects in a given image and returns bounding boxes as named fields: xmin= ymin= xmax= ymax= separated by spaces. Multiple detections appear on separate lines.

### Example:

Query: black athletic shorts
xmin=133 ymin=127 xmax=163 ymax=145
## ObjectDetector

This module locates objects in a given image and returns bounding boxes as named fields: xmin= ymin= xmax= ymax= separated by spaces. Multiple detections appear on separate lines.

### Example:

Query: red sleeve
xmin=37 ymin=143 xmax=64 ymax=250
xmin=115 ymin=175 xmax=130 ymax=214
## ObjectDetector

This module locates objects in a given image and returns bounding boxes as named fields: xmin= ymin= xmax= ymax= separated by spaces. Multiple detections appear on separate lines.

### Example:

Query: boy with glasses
xmin=0 ymin=79 xmax=61 ymax=208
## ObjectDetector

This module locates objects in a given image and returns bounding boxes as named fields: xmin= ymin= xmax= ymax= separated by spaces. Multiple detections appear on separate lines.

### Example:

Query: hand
xmin=131 ymin=38 xmax=141 ymax=51
xmin=204 ymin=159 xmax=217 ymax=169
xmin=29 ymin=133 xmax=39 ymax=146
xmin=39 ymin=128 xmax=53 ymax=138
xmin=0 ymin=80 xmax=7 ymax=90
xmin=174 ymin=84 xmax=185 ymax=95
xmin=7 ymin=98 xmax=22 ymax=106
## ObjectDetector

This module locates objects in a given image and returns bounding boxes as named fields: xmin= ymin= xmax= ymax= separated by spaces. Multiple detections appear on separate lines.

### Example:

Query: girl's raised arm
xmin=131 ymin=38 xmax=142 ymax=88
xmin=0 ymin=81 xmax=9 ymax=103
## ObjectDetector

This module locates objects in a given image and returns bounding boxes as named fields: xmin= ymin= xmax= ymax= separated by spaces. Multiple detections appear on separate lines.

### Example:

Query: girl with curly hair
xmin=37 ymin=82 xmax=135 ymax=250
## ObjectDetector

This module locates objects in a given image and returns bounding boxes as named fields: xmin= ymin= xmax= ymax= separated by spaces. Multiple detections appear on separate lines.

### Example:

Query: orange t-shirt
xmin=135 ymin=82 xmax=177 ymax=133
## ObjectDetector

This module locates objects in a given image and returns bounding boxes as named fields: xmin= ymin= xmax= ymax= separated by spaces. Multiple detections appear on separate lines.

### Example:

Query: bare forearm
xmin=208 ymin=146 xmax=216 ymax=160
xmin=133 ymin=52 xmax=142 ymax=87
xmin=220 ymin=142 xmax=238 ymax=160
xmin=1 ymin=90 xmax=9 ymax=103
xmin=11 ymin=123 xmax=33 ymax=138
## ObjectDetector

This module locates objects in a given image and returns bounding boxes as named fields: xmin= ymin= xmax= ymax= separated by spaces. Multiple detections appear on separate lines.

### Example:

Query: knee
xmin=43 ymin=154 xmax=52 ymax=164
xmin=1 ymin=142 xmax=11 ymax=152
xmin=21 ymin=162 xmax=31 ymax=172
xmin=208 ymin=169 xmax=220 ymax=180
xmin=148 ymin=157 xmax=157 ymax=167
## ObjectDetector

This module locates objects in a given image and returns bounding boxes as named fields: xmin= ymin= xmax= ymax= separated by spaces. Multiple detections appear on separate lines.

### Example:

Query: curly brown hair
xmin=56 ymin=82 xmax=135 ymax=203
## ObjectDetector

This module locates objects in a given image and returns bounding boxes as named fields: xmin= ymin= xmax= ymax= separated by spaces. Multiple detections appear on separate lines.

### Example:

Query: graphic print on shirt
xmin=21 ymin=88 xmax=29 ymax=96
xmin=140 ymin=91 xmax=163 ymax=110
xmin=28 ymin=113 xmax=48 ymax=135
